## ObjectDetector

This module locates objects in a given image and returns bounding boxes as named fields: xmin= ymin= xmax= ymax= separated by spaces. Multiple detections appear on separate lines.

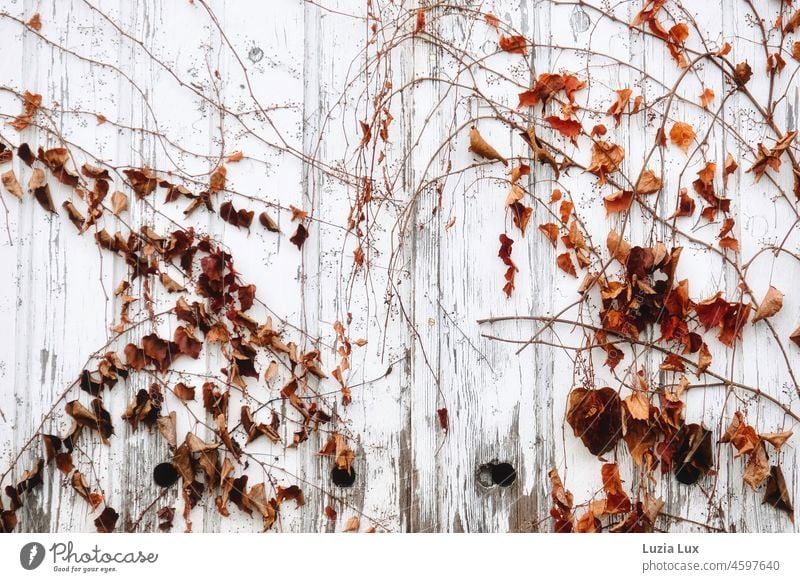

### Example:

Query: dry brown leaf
xmin=159 ymin=273 xmax=186 ymax=293
xmin=697 ymin=342 xmax=712 ymax=375
xmin=8 ymin=91 xmax=41 ymax=131
xmin=752 ymin=285 xmax=784 ymax=323
xmin=623 ymin=391 xmax=650 ymax=421
xmin=635 ymin=169 xmax=662 ymax=194
xmin=607 ymin=229 xmax=631 ymax=263
xmin=342 ymin=516 xmax=360 ymax=532
xmin=468 ymin=127 xmax=508 ymax=166
xmin=587 ymin=141 xmax=624 ymax=183
xmin=111 ymin=191 xmax=128 ymax=215
xmin=763 ymin=465 xmax=794 ymax=521
xmin=209 ymin=165 xmax=227 ymax=192
xmin=1 ymin=170 xmax=23 ymax=200
xmin=734 ymin=61 xmax=753 ymax=86
xmin=600 ymin=463 xmax=631 ymax=515
xmin=743 ymin=441 xmax=770 ymax=490
xmin=760 ymin=430 xmax=793 ymax=453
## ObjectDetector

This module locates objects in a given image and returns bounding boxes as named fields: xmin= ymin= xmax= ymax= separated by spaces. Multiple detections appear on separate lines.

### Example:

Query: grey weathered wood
xmin=0 ymin=0 xmax=797 ymax=533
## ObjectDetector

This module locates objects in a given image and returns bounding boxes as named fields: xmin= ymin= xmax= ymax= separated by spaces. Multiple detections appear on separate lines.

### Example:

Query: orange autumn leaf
xmin=26 ymin=13 xmax=42 ymax=31
xmin=719 ymin=237 xmax=739 ymax=252
xmin=669 ymin=122 xmax=695 ymax=153
xmin=8 ymin=91 xmax=41 ymax=132
xmin=601 ymin=463 xmax=631 ymax=515
xmin=723 ymin=153 xmax=738 ymax=188
xmin=606 ymin=88 xmax=632 ymax=126
xmin=559 ymin=199 xmax=573 ymax=223
xmin=484 ymin=13 xmax=500 ymax=28
xmin=699 ymin=87 xmax=715 ymax=108
xmin=557 ymin=252 xmax=577 ymax=277
xmin=669 ymin=187 xmax=695 ymax=218
xmin=748 ymin=132 xmax=796 ymax=180
xmin=226 ymin=151 xmax=244 ymax=162
xmin=603 ymin=190 xmax=633 ymax=215
xmin=519 ymin=73 xmax=564 ymax=108
xmin=538 ymin=223 xmax=559 ymax=247
xmin=587 ymin=141 xmax=624 ymax=183
xmin=783 ymin=10 xmax=800 ymax=34
xmin=669 ymin=23 xmax=689 ymax=43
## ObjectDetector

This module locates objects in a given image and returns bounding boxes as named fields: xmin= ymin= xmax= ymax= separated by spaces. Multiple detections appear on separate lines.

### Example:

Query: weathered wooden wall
xmin=0 ymin=0 xmax=797 ymax=533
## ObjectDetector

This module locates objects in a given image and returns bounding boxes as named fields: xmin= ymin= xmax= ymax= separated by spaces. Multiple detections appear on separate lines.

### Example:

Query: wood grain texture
xmin=0 ymin=0 xmax=797 ymax=533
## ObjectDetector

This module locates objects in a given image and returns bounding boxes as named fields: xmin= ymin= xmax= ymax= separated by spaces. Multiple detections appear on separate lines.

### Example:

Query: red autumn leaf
xmin=545 ymin=116 xmax=582 ymax=143
xmin=290 ymin=224 xmax=309 ymax=250
xmin=718 ymin=303 xmax=751 ymax=346
xmin=498 ymin=234 xmax=518 ymax=297
xmin=94 ymin=507 xmax=119 ymax=533
xmin=414 ymin=9 xmax=426 ymax=34
xmin=437 ymin=408 xmax=449 ymax=433
xmin=498 ymin=35 xmax=527 ymax=56
xmin=519 ymin=74 xmax=562 ymax=108
xmin=509 ymin=202 xmax=533 ymax=234
xmin=219 ymin=201 xmax=255 ymax=230
xmin=694 ymin=292 xmax=729 ymax=330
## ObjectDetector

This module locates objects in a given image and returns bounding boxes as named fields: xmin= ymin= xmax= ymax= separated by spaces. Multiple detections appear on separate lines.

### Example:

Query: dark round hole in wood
xmin=153 ymin=462 xmax=179 ymax=488
xmin=491 ymin=462 xmax=517 ymax=487
xmin=476 ymin=464 xmax=494 ymax=488
xmin=331 ymin=466 xmax=356 ymax=487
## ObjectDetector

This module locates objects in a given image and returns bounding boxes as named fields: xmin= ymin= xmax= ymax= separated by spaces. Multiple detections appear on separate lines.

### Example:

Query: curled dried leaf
xmin=752 ymin=286 xmax=784 ymax=323
xmin=468 ymin=127 xmax=508 ymax=166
